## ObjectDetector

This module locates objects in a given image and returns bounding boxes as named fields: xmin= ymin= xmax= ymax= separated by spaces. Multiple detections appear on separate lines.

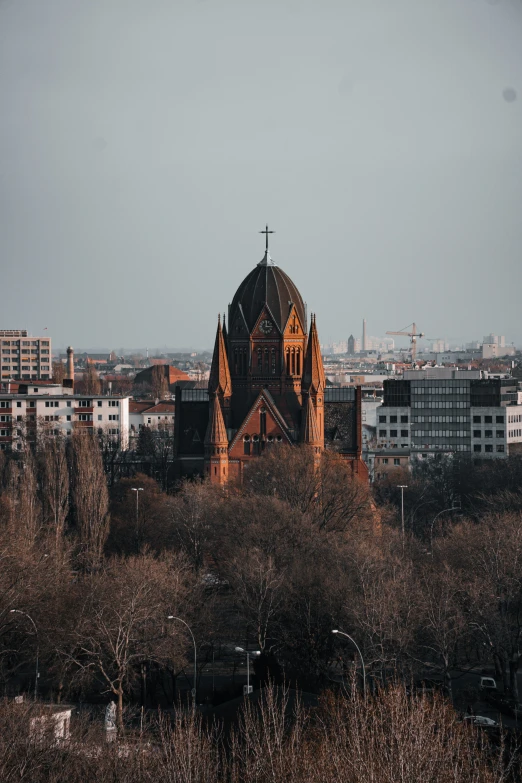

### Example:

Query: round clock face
xmin=259 ymin=319 xmax=273 ymax=334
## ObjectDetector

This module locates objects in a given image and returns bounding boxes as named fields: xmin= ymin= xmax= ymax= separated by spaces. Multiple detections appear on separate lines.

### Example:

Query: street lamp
xmin=235 ymin=647 xmax=261 ymax=695
xmin=10 ymin=610 xmax=39 ymax=701
xmin=429 ymin=506 xmax=460 ymax=552
xmin=167 ymin=615 xmax=197 ymax=710
xmin=131 ymin=487 xmax=144 ymax=553
xmin=397 ymin=485 xmax=408 ymax=548
xmin=332 ymin=629 xmax=366 ymax=699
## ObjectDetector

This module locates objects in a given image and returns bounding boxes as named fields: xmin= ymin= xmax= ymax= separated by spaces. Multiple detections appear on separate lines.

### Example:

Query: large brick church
xmin=173 ymin=229 xmax=368 ymax=484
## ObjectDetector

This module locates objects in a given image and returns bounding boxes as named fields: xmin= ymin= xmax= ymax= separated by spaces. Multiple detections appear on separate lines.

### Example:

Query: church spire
xmin=204 ymin=397 xmax=229 ymax=485
xmin=204 ymin=397 xmax=228 ymax=448
xmin=208 ymin=314 xmax=232 ymax=399
xmin=302 ymin=314 xmax=326 ymax=395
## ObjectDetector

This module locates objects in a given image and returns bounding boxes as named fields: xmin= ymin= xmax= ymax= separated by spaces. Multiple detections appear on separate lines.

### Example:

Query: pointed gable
xmin=228 ymin=389 xmax=293 ymax=453
xmin=204 ymin=398 xmax=228 ymax=447
xmin=302 ymin=314 xmax=326 ymax=395
xmin=208 ymin=315 xmax=232 ymax=398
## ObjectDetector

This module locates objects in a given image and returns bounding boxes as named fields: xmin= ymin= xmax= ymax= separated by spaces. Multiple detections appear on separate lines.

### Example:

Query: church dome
xmin=229 ymin=249 xmax=307 ymax=335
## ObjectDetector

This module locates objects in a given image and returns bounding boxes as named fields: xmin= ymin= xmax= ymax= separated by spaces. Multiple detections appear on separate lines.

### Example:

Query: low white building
xmin=129 ymin=400 xmax=175 ymax=435
xmin=0 ymin=386 xmax=130 ymax=450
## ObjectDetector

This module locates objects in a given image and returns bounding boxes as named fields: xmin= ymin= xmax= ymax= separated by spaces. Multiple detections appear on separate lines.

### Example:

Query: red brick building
xmin=174 ymin=234 xmax=367 ymax=484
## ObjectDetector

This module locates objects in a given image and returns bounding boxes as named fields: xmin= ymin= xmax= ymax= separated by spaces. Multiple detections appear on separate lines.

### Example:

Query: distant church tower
xmin=347 ymin=335 xmax=355 ymax=356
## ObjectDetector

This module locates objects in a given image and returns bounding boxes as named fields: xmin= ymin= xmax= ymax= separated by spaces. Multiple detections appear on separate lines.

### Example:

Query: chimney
xmin=64 ymin=346 xmax=75 ymax=390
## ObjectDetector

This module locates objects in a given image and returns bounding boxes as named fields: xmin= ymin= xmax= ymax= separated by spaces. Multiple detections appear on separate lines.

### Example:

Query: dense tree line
xmin=1 ymin=437 xmax=522 ymax=777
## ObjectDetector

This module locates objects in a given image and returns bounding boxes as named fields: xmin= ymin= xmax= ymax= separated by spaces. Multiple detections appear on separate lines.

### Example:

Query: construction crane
xmin=386 ymin=323 xmax=425 ymax=365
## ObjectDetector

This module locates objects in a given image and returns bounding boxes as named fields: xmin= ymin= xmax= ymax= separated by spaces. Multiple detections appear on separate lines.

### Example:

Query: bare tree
xmin=51 ymin=360 xmax=65 ymax=384
xmin=83 ymin=362 xmax=101 ymax=395
xmin=70 ymin=430 xmax=109 ymax=569
xmin=38 ymin=434 xmax=69 ymax=548
xmin=151 ymin=365 xmax=169 ymax=400
xmin=67 ymin=552 xmax=194 ymax=731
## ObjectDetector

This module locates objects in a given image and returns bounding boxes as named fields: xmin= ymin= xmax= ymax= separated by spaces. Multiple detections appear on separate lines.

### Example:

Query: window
xmin=78 ymin=414 xmax=92 ymax=421
xmin=496 ymin=430 xmax=504 ymax=438
xmin=485 ymin=444 xmax=493 ymax=453
xmin=394 ymin=458 xmax=400 ymax=466
xmin=382 ymin=458 xmax=389 ymax=464
xmin=78 ymin=400 xmax=91 ymax=407
xmin=485 ymin=416 xmax=492 ymax=424
xmin=97 ymin=400 xmax=102 ymax=407
xmin=98 ymin=415 xmax=102 ymax=421
xmin=390 ymin=429 xmax=397 ymax=438
xmin=108 ymin=414 xmax=119 ymax=421
xmin=496 ymin=415 xmax=504 ymax=424
xmin=390 ymin=415 xmax=397 ymax=423
xmin=379 ymin=416 xmax=386 ymax=423
xmin=66 ymin=416 xmax=71 ymax=422
xmin=0 ymin=401 xmax=10 ymax=408
xmin=401 ymin=430 xmax=408 ymax=438
xmin=108 ymin=400 xmax=119 ymax=407
xmin=473 ymin=430 xmax=481 ymax=438
xmin=473 ymin=416 xmax=481 ymax=423
xmin=473 ymin=444 xmax=481 ymax=452
xmin=484 ymin=430 xmax=493 ymax=438
xmin=379 ymin=429 xmax=386 ymax=437
xmin=401 ymin=415 xmax=408 ymax=423
xmin=497 ymin=445 xmax=505 ymax=453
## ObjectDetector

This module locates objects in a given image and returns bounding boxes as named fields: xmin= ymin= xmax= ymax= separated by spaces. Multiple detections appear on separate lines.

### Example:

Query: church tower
xmin=226 ymin=226 xmax=307 ymax=436
xmin=204 ymin=397 xmax=229 ymax=484
xmin=301 ymin=314 xmax=325 ymax=452
xmin=208 ymin=314 xmax=232 ymax=426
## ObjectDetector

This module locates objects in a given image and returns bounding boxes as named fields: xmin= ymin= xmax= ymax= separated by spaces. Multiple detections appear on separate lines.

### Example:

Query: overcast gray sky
xmin=1 ymin=0 xmax=521 ymax=351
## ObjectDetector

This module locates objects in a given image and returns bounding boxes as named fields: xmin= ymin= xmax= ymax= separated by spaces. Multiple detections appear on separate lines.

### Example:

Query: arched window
xmin=260 ymin=408 xmax=266 ymax=437
xmin=291 ymin=349 xmax=296 ymax=375
xmin=286 ymin=349 xmax=291 ymax=375
xmin=234 ymin=349 xmax=238 ymax=374
xmin=271 ymin=348 xmax=276 ymax=374
xmin=264 ymin=348 xmax=269 ymax=373
xmin=296 ymin=349 xmax=301 ymax=376
xmin=258 ymin=349 xmax=262 ymax=373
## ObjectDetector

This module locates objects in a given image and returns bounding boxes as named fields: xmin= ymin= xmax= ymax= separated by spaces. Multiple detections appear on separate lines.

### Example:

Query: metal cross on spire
xmin=259 ymin=224 xmax=274 ymax=252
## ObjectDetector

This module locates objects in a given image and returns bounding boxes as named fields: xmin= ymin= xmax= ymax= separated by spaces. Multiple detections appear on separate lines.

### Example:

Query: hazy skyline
xmin=1 ymin=0 xmax=521 ymax=350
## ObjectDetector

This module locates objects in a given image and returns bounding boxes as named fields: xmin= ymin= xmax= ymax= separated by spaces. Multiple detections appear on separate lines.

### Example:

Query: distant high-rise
xmin=347 ymin=335 xmax=355 ymax=356
xmin=0 ymin=329 xmax=52 ymax=381
xmin=362 ymin=319 xmax=367 ymax=351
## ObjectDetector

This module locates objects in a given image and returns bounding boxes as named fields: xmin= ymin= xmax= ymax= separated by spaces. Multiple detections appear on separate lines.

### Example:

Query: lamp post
xmin=131 ymin=487 xmax=143 ymax=553
xmin=397 ymin=485 xmax=408 ymax=548
xmin=332 ymin=629 xmax=366 ymax=699
xmin=167 ymin=615 xmax=197 ymax=710
xmin=235 ymin=647 xmax=261 ymax=694
xmin=10 ymin=610 xmax=39 ymax=701
xmin=429 ymin=506 xmax=460 ymax=552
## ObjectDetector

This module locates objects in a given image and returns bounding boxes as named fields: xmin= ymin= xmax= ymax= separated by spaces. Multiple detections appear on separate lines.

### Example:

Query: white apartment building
xmin=0 ymin=330 xmax=52 ymax=381
xmin=0 ymin=385 xmax=130 ymax=450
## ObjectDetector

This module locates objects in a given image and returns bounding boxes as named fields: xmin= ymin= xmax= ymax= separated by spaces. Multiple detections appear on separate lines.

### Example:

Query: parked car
xmin=479 ymin=677 xmax=497 ymax=691
xmin=463 ymin=715 xmax=498 ymax=727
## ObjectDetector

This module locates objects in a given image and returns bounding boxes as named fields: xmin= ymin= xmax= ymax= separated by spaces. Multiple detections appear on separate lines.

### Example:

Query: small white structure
xmin=30 ymin=706 xmax=72 ymax=744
